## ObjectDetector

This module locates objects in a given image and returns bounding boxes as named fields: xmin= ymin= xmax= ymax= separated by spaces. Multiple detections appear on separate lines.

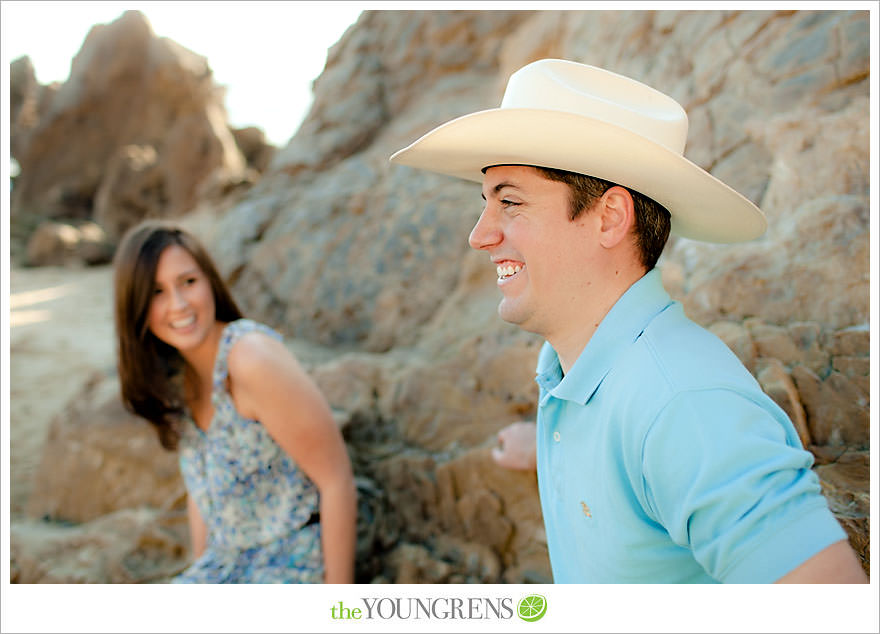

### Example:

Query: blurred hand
xmin=491 ymin=421 xmax=537 ymax=471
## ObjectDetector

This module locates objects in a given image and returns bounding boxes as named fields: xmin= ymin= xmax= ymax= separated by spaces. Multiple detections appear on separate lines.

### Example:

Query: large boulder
xmin=25 ymin=373 xmax=184 ymax=524
xmin=12 ymin=372 xmax=192 ymax=584
xmin=211 ymin=11 xmax=537 ymax=353
xmin=10 ymin=508 xmax=189 ymax=584
xmin=10 ymin=10 xmax=246 ymax=239
xmin=231 ymin=126 xmax=277 ymax=173
xmin=24 ymin=220 xmax=114 ymax=267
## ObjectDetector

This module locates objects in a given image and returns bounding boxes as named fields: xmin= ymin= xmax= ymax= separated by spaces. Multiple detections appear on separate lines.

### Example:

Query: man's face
xmin=469 ymin=165 xmax=603 ymax=339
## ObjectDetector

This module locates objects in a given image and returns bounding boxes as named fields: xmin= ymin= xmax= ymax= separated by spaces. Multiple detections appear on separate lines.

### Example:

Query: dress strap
xmin=212 ymin=319 xmax=283 ymax=398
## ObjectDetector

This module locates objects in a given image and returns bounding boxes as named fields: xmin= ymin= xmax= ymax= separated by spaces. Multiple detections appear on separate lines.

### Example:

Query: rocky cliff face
xmin=9 ymin=10 xmax=272 ymax=264
xmin=10 ymin=9 xmax=870 ymax=583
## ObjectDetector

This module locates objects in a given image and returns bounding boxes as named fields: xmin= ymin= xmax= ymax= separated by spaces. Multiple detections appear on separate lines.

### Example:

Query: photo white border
xmin=2 ymin=3 xmax=877 ymax=634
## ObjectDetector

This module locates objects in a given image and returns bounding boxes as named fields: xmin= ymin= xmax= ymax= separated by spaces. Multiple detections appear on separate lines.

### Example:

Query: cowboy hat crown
xmin=390 ymin=58 xmax=766 ymax=243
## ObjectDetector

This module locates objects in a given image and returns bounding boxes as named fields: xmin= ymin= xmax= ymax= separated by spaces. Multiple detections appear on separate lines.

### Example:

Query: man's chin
xmin=497 ymin=302 xmax=539 ymax=334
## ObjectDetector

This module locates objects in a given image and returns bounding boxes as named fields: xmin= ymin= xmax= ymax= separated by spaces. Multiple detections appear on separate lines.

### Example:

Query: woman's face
xmin=147 ymin=245 xmax=217 ymax=354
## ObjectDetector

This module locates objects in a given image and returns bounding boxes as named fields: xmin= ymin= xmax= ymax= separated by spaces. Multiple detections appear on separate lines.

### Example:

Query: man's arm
xmin=775 ymin=539 xmax=867 ymax=583
xmin=491 ymin=419 xmax=868 ymax=584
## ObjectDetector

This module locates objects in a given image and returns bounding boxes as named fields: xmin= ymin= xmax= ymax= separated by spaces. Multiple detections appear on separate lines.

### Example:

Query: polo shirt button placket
xmin=548 ymin=426 xmax=564 ymax=499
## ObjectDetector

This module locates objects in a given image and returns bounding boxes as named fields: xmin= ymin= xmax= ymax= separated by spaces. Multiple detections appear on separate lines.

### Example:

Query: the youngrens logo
xmin=330 ymin=595 xmax=547 ymax=622
xmin=517 ymin=594 xmax=547 ymax=622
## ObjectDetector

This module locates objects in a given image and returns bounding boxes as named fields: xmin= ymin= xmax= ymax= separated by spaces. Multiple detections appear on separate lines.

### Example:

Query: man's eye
xmin=501 ymin=199 xmax=521 ymax=208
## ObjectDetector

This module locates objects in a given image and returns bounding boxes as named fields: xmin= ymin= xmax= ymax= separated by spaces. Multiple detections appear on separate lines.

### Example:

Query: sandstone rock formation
xmin=10 ymin=9 xmax=870 ymax=584
xmin=10 ymin=508 xmax=189 ymax=584
xmin=9 ymin=10 xmax=252 ymax=259
xmin=208 ymin=9 xmax=870 ymax=580
xmin=25 ymin=373 xmax=185 ymax=524
xmin=24 ymin=219 xmax=114 ymax=267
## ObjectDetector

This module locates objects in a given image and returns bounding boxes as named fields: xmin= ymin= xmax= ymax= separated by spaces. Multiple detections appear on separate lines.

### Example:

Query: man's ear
xmin=598 ymin=186 xmax=635 ymax=249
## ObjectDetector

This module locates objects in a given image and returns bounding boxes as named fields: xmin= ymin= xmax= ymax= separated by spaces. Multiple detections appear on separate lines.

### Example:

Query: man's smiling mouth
xmin=496 ymin=262 xmax=524 ymax=281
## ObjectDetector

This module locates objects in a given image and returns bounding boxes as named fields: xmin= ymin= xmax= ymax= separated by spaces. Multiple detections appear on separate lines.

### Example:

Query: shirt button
xmin=553 ymin=431 xmax=561 ymax=442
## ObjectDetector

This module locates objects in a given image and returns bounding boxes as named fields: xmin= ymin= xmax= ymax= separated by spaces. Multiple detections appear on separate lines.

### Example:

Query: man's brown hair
xmin=534 ymin=166 xmax=672 ymax=270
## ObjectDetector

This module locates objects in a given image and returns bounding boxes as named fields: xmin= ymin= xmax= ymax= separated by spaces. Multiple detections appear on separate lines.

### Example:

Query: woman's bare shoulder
xmin=227 ymin=329 xmax=296 ymax=377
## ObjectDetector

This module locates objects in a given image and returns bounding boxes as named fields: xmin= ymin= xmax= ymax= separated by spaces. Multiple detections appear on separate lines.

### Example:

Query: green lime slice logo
xmin=517 ymin=594 xmax=547 ymax=622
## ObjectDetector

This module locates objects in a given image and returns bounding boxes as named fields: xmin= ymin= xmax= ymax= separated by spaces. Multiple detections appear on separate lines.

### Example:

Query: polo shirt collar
xmin=536 ymin=268 xmax=673 ymax=405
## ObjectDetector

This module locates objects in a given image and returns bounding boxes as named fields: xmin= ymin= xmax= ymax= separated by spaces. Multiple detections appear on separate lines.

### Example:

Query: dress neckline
xmin=187 ymin=319 xmax=240 ymax=436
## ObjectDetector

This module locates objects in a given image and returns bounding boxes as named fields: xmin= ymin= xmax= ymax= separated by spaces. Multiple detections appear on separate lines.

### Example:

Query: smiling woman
xmin=111 ymin=219 xmax=358 ymax=584
xmin=2 ymin=1 xmax=363 ymax=146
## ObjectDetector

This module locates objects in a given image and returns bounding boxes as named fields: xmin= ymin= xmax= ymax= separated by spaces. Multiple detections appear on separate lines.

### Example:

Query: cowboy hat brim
xmin=390 ymin=107 xmax=766 ymax=244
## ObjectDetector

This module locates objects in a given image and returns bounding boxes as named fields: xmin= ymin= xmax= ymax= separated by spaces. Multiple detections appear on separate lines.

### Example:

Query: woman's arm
xmin=186 ymin=494 xmax=208 ymax=559
xmin=228 ymin=332 xmax=357 ymax=583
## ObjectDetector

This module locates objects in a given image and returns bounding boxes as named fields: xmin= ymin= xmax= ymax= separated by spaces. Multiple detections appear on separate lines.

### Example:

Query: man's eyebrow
xmin=481 ymin=181 xmax=520 ymax=200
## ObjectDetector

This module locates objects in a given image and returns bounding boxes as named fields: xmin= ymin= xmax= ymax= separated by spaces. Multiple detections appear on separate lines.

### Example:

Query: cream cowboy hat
xmin=390 ymin=59 xmax=766 ymax=243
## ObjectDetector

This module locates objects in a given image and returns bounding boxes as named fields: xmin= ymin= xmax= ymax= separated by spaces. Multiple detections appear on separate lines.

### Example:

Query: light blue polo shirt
xmin=535 ymin=268 xmax=846 ymax=583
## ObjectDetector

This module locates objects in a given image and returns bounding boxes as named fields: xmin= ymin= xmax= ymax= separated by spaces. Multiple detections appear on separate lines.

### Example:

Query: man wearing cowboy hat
xmin=390 ymin=59 xmax=866 ymax=583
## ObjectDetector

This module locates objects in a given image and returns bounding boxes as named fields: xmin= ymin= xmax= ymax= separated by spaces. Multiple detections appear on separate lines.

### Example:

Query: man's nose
xmin=468 ymin=208 xmax=502 ymax=251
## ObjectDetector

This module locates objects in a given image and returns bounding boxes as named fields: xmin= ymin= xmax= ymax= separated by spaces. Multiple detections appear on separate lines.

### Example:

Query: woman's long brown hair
xmin=113 ymin=220 xmax=243 ymax=450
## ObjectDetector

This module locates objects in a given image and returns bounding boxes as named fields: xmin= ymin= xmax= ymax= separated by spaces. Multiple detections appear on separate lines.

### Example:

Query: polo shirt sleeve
xmin=639 ymin=388 xmax=847 ymax=583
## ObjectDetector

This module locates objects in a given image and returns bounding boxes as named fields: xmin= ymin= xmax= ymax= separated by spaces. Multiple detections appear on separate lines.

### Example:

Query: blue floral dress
xmin=172 ymin=319 xmax=324 ymax=583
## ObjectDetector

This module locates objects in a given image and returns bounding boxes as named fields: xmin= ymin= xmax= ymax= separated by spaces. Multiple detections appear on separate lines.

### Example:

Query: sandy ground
xmin=8 ymin=264 xmax=117 ymax=517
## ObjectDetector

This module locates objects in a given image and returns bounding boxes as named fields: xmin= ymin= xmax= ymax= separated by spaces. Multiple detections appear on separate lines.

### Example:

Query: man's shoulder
xmin=624 ymin=303 xmax=760 ymax=395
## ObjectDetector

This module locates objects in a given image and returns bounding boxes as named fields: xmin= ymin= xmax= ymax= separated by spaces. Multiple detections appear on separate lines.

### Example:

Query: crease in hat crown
xmin=499 ymin=59 xmax=689 ymax=155
xmin=389 ymin=57 xmax=767 ymax=243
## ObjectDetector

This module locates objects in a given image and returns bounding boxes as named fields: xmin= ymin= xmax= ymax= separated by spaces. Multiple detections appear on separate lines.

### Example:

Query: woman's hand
xmin=491 ymin=421 xmax=537 ymax=471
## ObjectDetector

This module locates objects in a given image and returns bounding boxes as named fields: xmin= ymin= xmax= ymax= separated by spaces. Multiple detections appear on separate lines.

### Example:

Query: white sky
xmin=2 ymin=0 xmax=365 ymax=146
xmin=0 ymin=0 xmax=794 ymax=149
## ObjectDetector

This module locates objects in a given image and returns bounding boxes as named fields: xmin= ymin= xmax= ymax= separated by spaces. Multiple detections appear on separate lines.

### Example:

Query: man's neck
xmin=550 ymin=267 xmax=647 ymax=374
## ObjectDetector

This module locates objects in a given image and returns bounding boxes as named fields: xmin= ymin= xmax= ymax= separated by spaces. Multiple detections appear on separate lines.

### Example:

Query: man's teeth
xmin=171 ymin=316 xmax=196 ymax=328
xmin=496 ymin=263 xmax=523 ymax=279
